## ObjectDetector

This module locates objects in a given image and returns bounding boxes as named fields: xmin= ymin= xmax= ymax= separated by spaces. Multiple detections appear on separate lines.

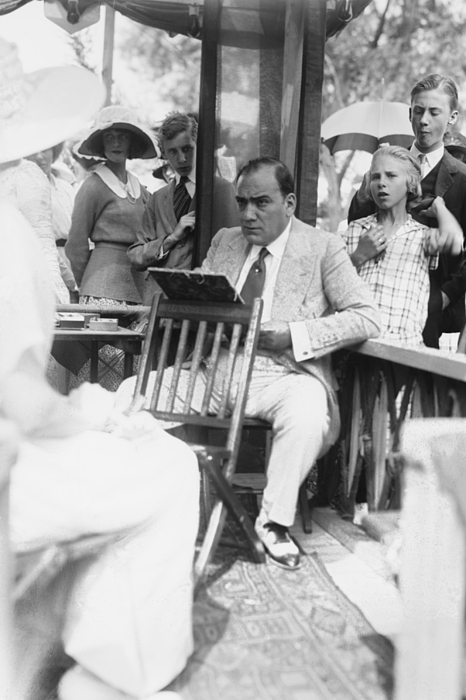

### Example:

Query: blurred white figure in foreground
xmin=0 ymin=38 xmax=198 ymax=700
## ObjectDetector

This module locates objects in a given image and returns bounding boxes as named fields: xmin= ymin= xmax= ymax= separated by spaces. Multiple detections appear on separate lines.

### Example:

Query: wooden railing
xmin=334 ymin=339 xmax=466 ymax=700
xmin=327 ymin=338 xmax=466 ymax=516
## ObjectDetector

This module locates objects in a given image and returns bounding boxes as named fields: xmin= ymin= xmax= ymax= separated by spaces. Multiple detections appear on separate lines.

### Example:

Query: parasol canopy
xmin=321 ymin=101 xmax=414 ymax=155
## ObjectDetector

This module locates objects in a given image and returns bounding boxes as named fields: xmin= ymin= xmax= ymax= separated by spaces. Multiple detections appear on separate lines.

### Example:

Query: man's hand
xmin=423 ymin=197 xmax=463 ymax=256
xmin=172 ymin=212 xmax=196 ymax=242
xmin=350 ymin=223 xmax=386 ymax=268
xmin=258 ymin=321 xmax=292 ymax=351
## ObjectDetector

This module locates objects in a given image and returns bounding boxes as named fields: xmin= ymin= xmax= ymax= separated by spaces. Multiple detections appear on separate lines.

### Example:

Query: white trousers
xmin=10 ymin=420 xmax=199 ymax=697
xmin=117 ymin=356 xmax=332 ymax=529
xmin=244 ymin=368 xmax=332 ymax=526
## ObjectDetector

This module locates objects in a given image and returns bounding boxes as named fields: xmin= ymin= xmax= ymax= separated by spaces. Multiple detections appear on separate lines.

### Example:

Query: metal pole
xmin=102 ymin=4 xmax=115 ymax=105
xmin=295 ymin=0 xmax=327 ymax=225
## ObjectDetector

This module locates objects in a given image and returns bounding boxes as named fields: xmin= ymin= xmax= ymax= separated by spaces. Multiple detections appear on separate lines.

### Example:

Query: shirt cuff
xmin=157 ymin=241 xmax=170 ymax=260
xmin=289 ymin=322 xmax=314 ymax=362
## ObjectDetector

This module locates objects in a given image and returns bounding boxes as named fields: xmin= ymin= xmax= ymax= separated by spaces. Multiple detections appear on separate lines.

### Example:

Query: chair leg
xmin=200 ymin=468 xmax=213 ymax=525
xmin=299 ymin=482 xmax=313 ymax=534
xmin=194 ymin=499 xmax=227 ymax=596
xmin=195 ymin=452 xmax=266 ymax=589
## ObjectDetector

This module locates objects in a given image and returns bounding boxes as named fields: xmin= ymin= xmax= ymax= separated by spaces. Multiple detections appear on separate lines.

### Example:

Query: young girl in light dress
xmin=343 ymin=146 xmax=462 ymax=346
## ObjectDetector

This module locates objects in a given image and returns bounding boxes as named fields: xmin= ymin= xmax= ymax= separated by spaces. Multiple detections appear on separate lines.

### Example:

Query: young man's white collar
xmin=410 ymin=143 xmax=445 ymax=174
xmin=174 ymin=169 xmax=196 ymax=198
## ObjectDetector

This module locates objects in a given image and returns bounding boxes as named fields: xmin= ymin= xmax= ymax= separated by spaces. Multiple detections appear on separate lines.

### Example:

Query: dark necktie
xmin=173 ymin=176 xmax=192 ymax=222
xmin=239 ymin=247 xmax=269 ymax=304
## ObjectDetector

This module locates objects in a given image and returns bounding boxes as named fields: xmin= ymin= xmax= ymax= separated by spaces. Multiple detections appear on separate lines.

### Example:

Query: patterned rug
xmin=169 ymin=549 xmax=394 ymax=700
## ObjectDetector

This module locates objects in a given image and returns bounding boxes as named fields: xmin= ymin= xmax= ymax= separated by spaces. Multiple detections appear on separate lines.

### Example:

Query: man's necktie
xmin=418 ymin=153 xmax=428 ymax=179
xmin=173 ymin=176 xmax=192 ymax=222
xmin=239 ymin=247 xmax=269 ymax=304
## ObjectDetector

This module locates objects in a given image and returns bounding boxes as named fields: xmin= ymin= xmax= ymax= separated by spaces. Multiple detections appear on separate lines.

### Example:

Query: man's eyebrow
xmin=235 ymin=194 xmax=270 ymax=202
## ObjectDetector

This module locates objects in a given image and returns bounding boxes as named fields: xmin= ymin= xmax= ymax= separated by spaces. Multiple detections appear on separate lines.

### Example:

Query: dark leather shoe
xmin=260 ymin=522 xmax=301 ymax=570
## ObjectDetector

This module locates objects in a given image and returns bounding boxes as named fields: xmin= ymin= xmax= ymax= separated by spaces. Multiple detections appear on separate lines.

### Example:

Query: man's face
xmin=410 ymin=88 xmax=458 ymax=154
xmin=235 ymin=166 xmax=296 ymax=246
xmin=162 ymin=130 xmax=196 ymax=178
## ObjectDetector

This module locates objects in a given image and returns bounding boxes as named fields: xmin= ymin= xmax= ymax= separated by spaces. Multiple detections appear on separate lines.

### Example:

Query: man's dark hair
xmin=236 ymin=157 xmax=295 ymax=197
xmin=156 ymin=112 xmax=198 ymax=153
xmin=410 ymin=74 xmax=459 ymax=112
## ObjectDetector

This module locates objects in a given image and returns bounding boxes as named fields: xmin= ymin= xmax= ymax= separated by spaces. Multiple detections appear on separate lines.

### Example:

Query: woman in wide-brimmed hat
xmin=65 ymin=105 xmax=158 ymax=389
xmin=66 ymin=105 xmax=157 ymax=306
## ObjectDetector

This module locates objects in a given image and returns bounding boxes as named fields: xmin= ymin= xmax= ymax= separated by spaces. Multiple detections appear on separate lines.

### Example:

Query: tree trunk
xmin=319 ymin=144 xmax=344 ymax=232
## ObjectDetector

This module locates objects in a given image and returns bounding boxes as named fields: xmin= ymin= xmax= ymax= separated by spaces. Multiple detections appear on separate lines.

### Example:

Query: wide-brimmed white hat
xmin=77 ymin=105 xmax=158 ymax=160
xmin=0 ymin=39 xmax=106 ymax=164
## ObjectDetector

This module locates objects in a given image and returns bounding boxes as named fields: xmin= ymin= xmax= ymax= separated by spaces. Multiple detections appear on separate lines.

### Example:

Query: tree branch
xmin=337 ymin=151 xmax=355 ymax=188
xmin=370 ymin=0 xmax=392 ymax=49
xmin=324 ymin=54 xmax=345 ymax=110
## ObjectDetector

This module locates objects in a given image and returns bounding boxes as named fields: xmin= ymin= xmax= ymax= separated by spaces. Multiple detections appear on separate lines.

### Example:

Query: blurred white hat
xmin=0 ymin=38 xmax=106 ymax=164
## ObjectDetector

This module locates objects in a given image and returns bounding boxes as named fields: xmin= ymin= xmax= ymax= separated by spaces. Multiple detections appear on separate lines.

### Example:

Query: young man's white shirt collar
xmin=410 ymin=143 xmax=444 ymax=176
xmin=174 ymin=169 xmax=196 ymax=198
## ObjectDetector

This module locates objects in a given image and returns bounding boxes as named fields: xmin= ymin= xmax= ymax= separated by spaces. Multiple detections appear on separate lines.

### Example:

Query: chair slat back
xmin=183 ymin=320 xmax=207 ymax=413
xmin=200 ymin=322 xmax=225 ymax=416
xmin=132 ymin=294 xmax=263 ymax=477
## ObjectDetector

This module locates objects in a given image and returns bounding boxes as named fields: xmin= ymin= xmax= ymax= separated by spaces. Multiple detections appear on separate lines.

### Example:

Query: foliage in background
xmin=116 ymin=23 xmax=201 ymax=123
xmin=66 ymin=1 xmax=466 ymax=228
xmin=320 ymin=0 xmax=466 ymax=232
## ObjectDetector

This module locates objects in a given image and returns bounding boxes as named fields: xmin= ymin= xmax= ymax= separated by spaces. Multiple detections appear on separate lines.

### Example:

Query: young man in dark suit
xmin=127 ymin=112 xmax=239 ymax=302
xmin=348 ymin=75 xmax=466 ymax=347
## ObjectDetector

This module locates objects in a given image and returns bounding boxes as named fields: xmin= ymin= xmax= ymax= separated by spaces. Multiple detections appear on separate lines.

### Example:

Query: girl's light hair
xmin=370 ymin=145 xmax=422 ymax=201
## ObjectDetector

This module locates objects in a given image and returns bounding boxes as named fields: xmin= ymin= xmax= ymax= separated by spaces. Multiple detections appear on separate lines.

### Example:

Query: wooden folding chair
xmin=129 ymin=292 xmax=267 ymax=592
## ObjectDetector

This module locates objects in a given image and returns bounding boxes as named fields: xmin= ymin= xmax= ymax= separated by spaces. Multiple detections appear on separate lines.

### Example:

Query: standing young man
xmin=348 ymin=75 xmax=466 ymax=347
xmin=127 ymin=112 xmax=239 ymax=301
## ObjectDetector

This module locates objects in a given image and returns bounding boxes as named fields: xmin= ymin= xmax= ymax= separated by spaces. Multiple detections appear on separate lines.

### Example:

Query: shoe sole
xmin=265 ymin=552 xmax=302 ymax=571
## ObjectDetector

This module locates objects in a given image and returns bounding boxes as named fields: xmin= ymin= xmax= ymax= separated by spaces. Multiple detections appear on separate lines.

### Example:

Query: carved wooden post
xmin=396 ymin=419 xmax=466 ymax=700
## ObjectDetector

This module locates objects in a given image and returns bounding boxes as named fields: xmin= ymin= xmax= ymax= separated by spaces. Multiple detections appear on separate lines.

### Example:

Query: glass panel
xmin=215 ymin=0 xmax=285 ymax=183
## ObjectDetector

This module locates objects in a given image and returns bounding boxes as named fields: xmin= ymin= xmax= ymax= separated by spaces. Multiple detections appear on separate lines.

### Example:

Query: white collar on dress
xmin=95 ymin=164 xmax=141 ymax=202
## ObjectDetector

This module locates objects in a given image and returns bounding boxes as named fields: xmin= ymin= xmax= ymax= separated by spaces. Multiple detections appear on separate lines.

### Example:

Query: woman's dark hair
xmin=92 ymin=129 xmax=146 ymax=160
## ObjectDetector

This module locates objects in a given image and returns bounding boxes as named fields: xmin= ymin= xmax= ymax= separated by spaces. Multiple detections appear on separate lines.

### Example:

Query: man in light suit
xmin=348 ymin=74 xmax=466 ymax=348
xmin=199 ymin=157 xmax=381 ymax=569
xmin=127 ymin=112 xmax=239 ymax=303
